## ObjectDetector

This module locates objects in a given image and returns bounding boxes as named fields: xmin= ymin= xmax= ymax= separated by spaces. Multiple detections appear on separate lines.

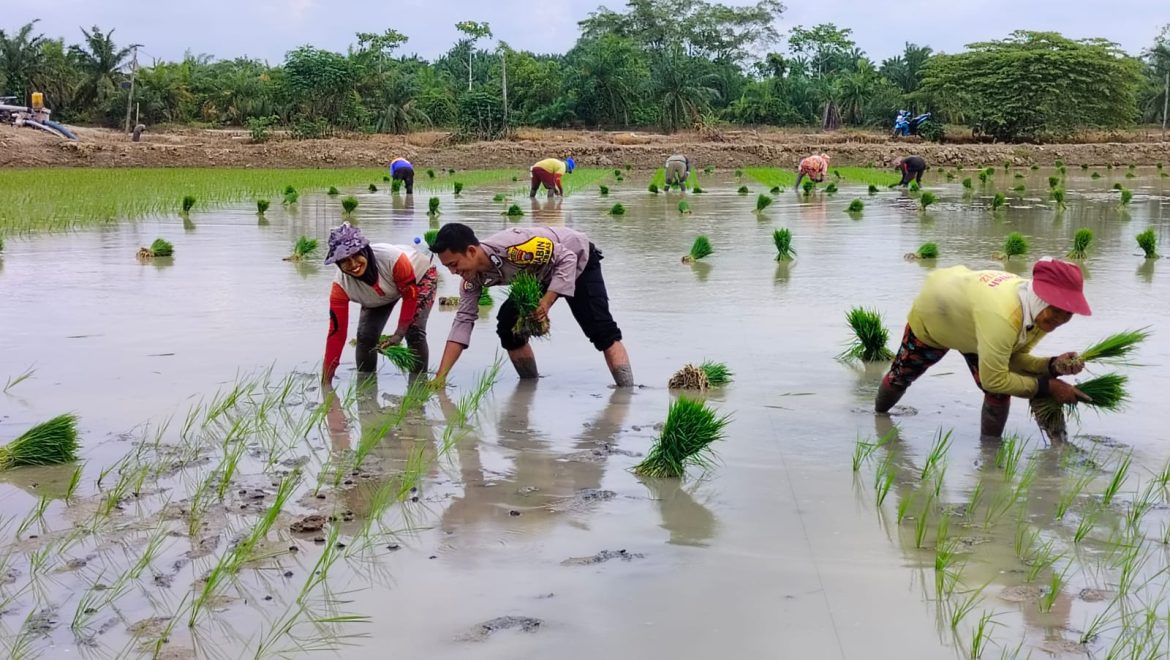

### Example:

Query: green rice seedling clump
xmin=1078 ymin=328 xmax=1150 ymax=366
xmin=382 ymin=175 xmax=391 ymax=182
xmin=992 ymin=193 xmax=1006 ymax=209
xmin=504 ymin=204 xmax=524 ymax=217
xmin=610 ymin=203 xmax=626 ymax=216
xmin=684 ymin=235 xmax=713 ymax=262
xmin=1112 ymin=182 xmax=1123 ymax=191
xmin=1137 ymin=229 xmax=1158 ymax=258
xmin=868 ymin=184 xmax=879 ymax=195
xmin=1031 ymin=164 xmax=1040 ymax=170
xmin=391 ymin=179 xmax=402 ymax=193
xmin=1014 ymin=173 xmax=1025 ymax=179
xmin=341 ymin=196 xmax=359 ymax=214
xmin=824 ymin=182 xmax=838 ymax=194
xmin=1054 ymin=159 xmax=1064 ymax=168
xmin=703 ymin=165 xmax=715 ymax=174
xmin=368 ymin=184 xmax=378 ymax=192
xmin=284 ymin=185 xmax=297 ymax=195
xmin=735 ymin=169 xmax=743 ymax=177
xmin=1051 ymin=188 xmax=1066 ymax=208
xmin=506 ymin=272 xmax=548 ymax=338
xmin=1032 ymin=373 xmax=1129 ymax=431
xmin=633 ymin=397 xmax=729 ymax=478
xmin=1091 ymin=171 xmax=1102 ymax=179
xmin=493 ymin=193 xmax=506 ymax=202
xmin=773 ymin=228 xmax=795 ymax=261
xmin=150 ymin=238 xmax=174 ymax=257
xmin=802 ymin=180 xmax=815 ymax=194
xmin=737 ymin=185 xmax=749 ymax=194
xmin=1003 ymin=232 xmax=1029 ymax=258
xmin=1012 ymin=184 xmax=1026 ymax=193
xmin=448 ymin=168 xmax=456 ymax=175
xmin=846 ymin=199 xmax=864 ymax=213
xmin=1120 ymin=188 xmax=1133 ymax=205
xmin=423 ymin=228 xmax=439 ymax=249
xmin=700 ymin=361 xmax=733 ymax=385
xmin=692 ymin=184 xmax=704 ymax=194
xmin=1125 ymin=171 xmax=1136 ymax=179
xmin=283 ymin=190 xmax=298 ymax=205
xmin=1048 ymin=175 xmax=1060 ymax=189
xmin=428 ymin=197 xmax=441 ymax=215
xmin=427 ymin=169 xmax=435 ymax=179
xmin=478 ymin=288 xmax=492 ymax=306
xmin=908 ymin=181 xmax=920 ymax=193
xmin=917 ymin=242 xmax=939 ymax=259
xmin=770 ymin=185 xmax=783 ymax=194
xmin=962 ymin=177 xmax=973 ymax=189
xmin=181 ymin=195 xmax=196 ymax=213
xmin=379 ymin=344 xmax=418 ymax=372
xmin=756 ymin=194 xmax=773 ymax=212
xmin=0 ymin=414 xmax=79 ymax=469
xmin=919 ymin=191 xmax=936 ymax=209
xmin=649 ymin=183 xmax=660 ymax=194
xmin=599 ymin=185 xmax=609 ymax=196
xmin=1067 ymin=228 xmax=1093 ymax=260
xmin=839 ymin=307 xmax=894 ymax=362
xmin=678 ymin=200 xmax=691 ymax=214
xmin=327 ymin=186 xmax=339 ymax=195
xmin=287 ymin=236 xmax=318 ymax=261
xmin=256 ymin=198 xmax=271 ymax=213
xmin=453 ymin=182 xmax=464 ymax=195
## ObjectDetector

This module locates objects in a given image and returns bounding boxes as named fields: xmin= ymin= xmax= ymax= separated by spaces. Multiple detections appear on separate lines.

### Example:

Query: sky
xmin=8 ymin=0 xmax=1165 ymax=66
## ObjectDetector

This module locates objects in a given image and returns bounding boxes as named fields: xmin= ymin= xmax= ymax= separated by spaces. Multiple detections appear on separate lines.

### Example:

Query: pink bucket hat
xmin=1033 ymin=259 xmax=1091 ymax=316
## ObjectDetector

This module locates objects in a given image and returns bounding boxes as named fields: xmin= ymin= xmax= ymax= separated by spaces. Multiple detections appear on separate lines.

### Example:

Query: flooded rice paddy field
xmin=1 ymin=166 xmax=1170 ymax=658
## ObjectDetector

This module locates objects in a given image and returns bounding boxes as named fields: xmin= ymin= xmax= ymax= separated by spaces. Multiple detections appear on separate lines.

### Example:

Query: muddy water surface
xmin=1 ymin=168 xmax=1169 ymax=658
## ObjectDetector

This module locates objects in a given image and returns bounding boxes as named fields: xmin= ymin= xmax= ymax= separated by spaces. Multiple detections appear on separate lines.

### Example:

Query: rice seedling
xmin=610 ymin=203 xmax=626 ymax=216
xmin=944 ymin=172 xmax=954 ymax=181
xmin=422 ymin=229 xmax=439 ymax=250
xmin=802 ymin=180 xmax=815 ymax=194
xmin=1112 ymin=182 xmax=1123 ymax=190
xmin=703 ymin=165 xmax=714 ymax=174
xmin=735 ymin=169 xmax=743 ymax=177
xmin=507 ymin=272 xmax=548 ymax=338
xmin=448 ymin=168 xmax=456 ymax=174
xmin=914 ymin=494 xmax=935 ymax=548
xmin=919 ymin=191 xmax=936 ymax=209
xmin=868 ymin=184 xmax=879 ymax=195
xmin=503 ymin=204 xmax=524 ymax=218
xmin=978 ymin=170 xmax=989 ymax=183
xmin=770 ymin=186 xmax=782 ymax=194
xmin=851 ymin=429 xmax=894 ymax=472
xmin=1039 ymin=563 xmax=1070 ymax=613
xmin=838 ymin=307 xmax=894 ymax=362
xmin=908 ymin=181 xmax=920 ymax=193
xmin=284 ymin=236 xmax=319 ymax=262
xmin=682 ymin=235 xmax=713 ymax=264
xmin=1102 ymin=451 xmax=1132 ymax=507
xmin=756 ymin=194 xmax=773 ymax=213
xmin=478 ymin=288 xmax=492 ymax=306
xmin=990 ymin=193 xmax=1006 ymax=211
xmin=969 ymin=611 xmax=998 ymax=659
xmin=427 ymin=169 xmax=435 ymax=178
xmin=1031 ymin=164 xmax=1041 ymax=170
xmin=699 ymin=360 xmax=733 ymax=386
xmin=599 ymin=185 xmax=609 ymax=196
xmin=737 ymin=185 xmax=749 ymax=194
xmin=147 ymin=238 xmax=174 ymax=258
xmin=678 ymin=200 xmax=691 ymax=214
xmin=4 ymin=366 xmax=34 ymax=395
xmin=327 ymin=186 xmax=339 ymax=195
xmin=1013 ymin=172 xmax=1025 ymax=179
xmin=1121 ymin=189 xmax=1137 ymax=209
xmin=1032 ymin=373 xmax=1129 ymax=442
xmin=1048 ymin=175 xmax=1060 ymax=189
xmin=634 ymin=396 xmax=729 ymax=478
xmin=1051 ymin=188 xmax=1066 ymax=209
xmin=1125 ymin=171 xmax=1136 ymax=179
xmin=692 ymin=184 xmax=704 ymax=193
xmin=383 ymin=175 xmax=391 ymax=182
xmin=824 ymin=182 xmax=838 ymax=194
xmin=391 ymin=179 xmax=402 ymax=193
xmin=874 ymin=457 xmax=895 ymax=506
xmin=379 ymin=344 xmax=418 ymax=372
xmin=341 ymin=196 xmax=358 ymax=214
xmin=915 ymin=242 xmax=939 ymax=259
xmin=1074 ymin=509 xmax=1098 ymax=543
xmin=1078 ymin=328 xmax=1150 ymax=366
xmin=256 ymin=198 xmax=270 ymax=215
xmin=1002 ymin=232 xmax=1029 ymax=258
xmin=920 ymin=430 xmax=953 ymax=481
xmin=0 ymin=414 xmax=79 ymax=469
xmin=368 ymin=184 xmax=378 ymax=192
xmin=181 ymin=194 xmax=196 ymax=214
xmin=846 ymin=199 xmax=864 ymax=213
xmin=613 ymin=168 xmax=622 ymax=177
xmin=428 ymin=196 xmax=441 ymax=216
xmin=453 ymin=182 xmax=464 ymax=195
xmin=1091 ymin=171 xmax=1102 ymax=179
xmin=1136 ymin=229 xmax=1158 ymax=258
xmin=283 ymin=189 xmax=299 ymax=205
xmin=961 ymin=177 xmax=973 ymax=190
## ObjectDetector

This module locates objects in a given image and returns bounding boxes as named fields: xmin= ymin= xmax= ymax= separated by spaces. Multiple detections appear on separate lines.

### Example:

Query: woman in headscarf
xmin=795 ymin=153 xmax=831 ymax=188
xmin=321 ymin=223 xmax=437 ymax=382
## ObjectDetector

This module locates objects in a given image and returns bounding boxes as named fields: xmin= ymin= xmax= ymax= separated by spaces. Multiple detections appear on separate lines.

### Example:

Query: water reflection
xmin=1137 ymin=258 xmax=1156 ymax=283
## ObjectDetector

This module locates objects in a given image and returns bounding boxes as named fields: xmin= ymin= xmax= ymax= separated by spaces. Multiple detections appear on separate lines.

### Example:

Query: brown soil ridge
xmin=3 ymin=125 xmax=1168 ymax=170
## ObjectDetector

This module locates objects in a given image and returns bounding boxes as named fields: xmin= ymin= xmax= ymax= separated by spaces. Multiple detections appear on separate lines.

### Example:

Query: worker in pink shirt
xmin=795 ymin=153 xmax=831 ymax=188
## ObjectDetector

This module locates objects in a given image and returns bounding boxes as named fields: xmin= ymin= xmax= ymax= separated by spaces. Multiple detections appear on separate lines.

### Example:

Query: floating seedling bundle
xmin=700 ymin=361 xmax=732 ymax=386
xmin=919 ymin=192 xmax=936 ymax=210
xmin=1067 ymin=228 xmax=1093 ymax=260
xmin=504 ymin=204 xmax=524 ymax=217
xmin=1 ymin=414 xmax=79 ymax=470
xmin=839 ymin=307 xmax=894 ymax=362
xmin=668 ymin=364 xmax=709 ymax=391
xmin=756 ymin=194 xmax=773 ymax=213
xmin=1137 ymin=230 xmax=1158 ymax=258
xmin=507 ymin=272 xmax=548 ymax=339
xmin=341 ymin=196 xmax=359 ymax=214
xmin=256 ymin=199 xmax=270 ymax=214
xmin=999 ymin=232 xmax=1029 ymax=259
xmin=633 ymin=397 xmax=729 ymax=479
xmin=137 ymin=237 xmax=174 ymax=260
xmin=283 ymin=236 xmax=319 ymax=262
xmin=846 ymin=199 xmax=864 ymax=213
xmin=905 ymin=242 xmax=939 ymax=261
xmin=453 ymin=182 xmax=464 ymax=195
xmin=428 ymin=197 xmax=441 ymax=216
xmin=610 ymin=203 xmax=626 ymax=216
xmin=599 ymin=185 xmax=609 ymax=196
xmin=181 ymin=195 xmax=196 ymax=214
xmin=824 ymin=183 xmax=839 ymax=194
xmin=327 ymin=186 xmax=339 ymax=196
xmin=773 ymin=228 xmax=795 ymax=261
xmin=682 ymin=235 xmax=712 ymax=263
xmin=678 ymin=200 xmax=691 ymax=214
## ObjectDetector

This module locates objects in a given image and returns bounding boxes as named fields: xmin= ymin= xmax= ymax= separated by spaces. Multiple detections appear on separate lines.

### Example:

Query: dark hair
xmin=430 ymin=223 xmax=479 ymax=254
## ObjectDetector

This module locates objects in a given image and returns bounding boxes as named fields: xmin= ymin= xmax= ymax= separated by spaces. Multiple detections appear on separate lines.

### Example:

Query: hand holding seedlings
xmin=1051 ymin=351 xmax=1084 ymax=375
xmin=377 ymin=333 xmax=403 ymax=351
xmin=1047 ymin=378 xmax=1092 ymax=404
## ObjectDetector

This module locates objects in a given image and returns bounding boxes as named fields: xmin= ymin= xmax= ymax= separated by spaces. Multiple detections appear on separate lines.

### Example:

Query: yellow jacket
xmin=907 ymin=266 xmax=1051 ymax=398
xmin=533 ymin=158 xmax=567 ymax=175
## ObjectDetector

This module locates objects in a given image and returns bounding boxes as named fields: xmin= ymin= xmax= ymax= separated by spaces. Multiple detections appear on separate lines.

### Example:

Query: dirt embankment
xmin=3 ymin=124 xmax=1168 ymax=170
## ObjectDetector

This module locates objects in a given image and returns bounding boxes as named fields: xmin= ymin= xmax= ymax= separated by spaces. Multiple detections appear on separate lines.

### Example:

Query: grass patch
xmin=1 ymin=414 xmax=79 ymax=469
xmin=773 ymin=228 xmax=795 ymax=261
xmin=633 ymin=397 xmax=729 ymax=478
xmin=744 ymin=167 xmax=796 ymax=190
xmin=1067 ymin=228 xmax=1093 ymax=260
xmin=839 ymin=307 xmax=894 ymax=362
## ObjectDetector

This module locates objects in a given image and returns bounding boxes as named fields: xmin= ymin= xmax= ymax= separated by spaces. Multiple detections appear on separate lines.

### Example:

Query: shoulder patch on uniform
xmin=505 ymin=237 xmax=554 ymax=266
xmin=463 ymin=280 xmax=476 ymax=291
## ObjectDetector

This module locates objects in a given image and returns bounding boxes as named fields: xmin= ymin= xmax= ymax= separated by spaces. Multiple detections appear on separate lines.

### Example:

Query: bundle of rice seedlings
xmin=448 ymin=168 xmax=456 ymax=175
xmin=736 ymin=185 xmax=749 ymax=194
xmin=1031 ymin=164 xmax=1041 ymax=170
xmin=692 ymin=185 xmax=704 ymax=194
xmin=1058 ymin=165 xmax=1067 ymax=175
xmin=382 ymin=175 xmax=391 ymax=182
xmin=700 ymin=361 xmax=733 ymax=386
xmin=150 ymin=238 xmax=174 ymax=257
xmin=770 ymin=186 xmax=782 ymax=194
xmin=327 ymin=186 xmax=339 ymax=196
xmin=1091 ymin=172 xmax=1102 ymax=179
xmin=283 ymin=190 xmax=298 ymax=205
xmin=868 ymin=184 xmax=879 ymax=195
xmin=613 ymin=168 xmax=622 ymax=177
xmin=1125 ymin=171 xmax=1136 ymax=179
xmin=379 ymin=344 xmax=418 ymax=372
xmin=423 ymin=228 xmax=439 ymax=249
xmin=504 ymin=204 xmax=524 ymax=217
xmin=1051 ymin=188 xmax=1066 ymax=209
xmin=1112 ymin=182 xmax=1123 ymax=191
xmin=1081 ymin=164 xmax=1089 ymax=170
xmin=493 ymin=193 xmax=507 ymax=202
xmin=633 ymin=397 xmax=729 ymax=479
xmin=649 ymin=183 xmax=660 ymax=194
xmin=1032 ymin=373 xmax=1129 ymax=438
xmin=919 ymin=192 xmax=936 ymax=209
xmin=756 ymin=194 xmax=773 ymax=213
xmin=284 ymin=236 xmax=318 ymax=262
xmin=992 ymin=193 xmax=1007 ymax=210
xmin=284 ymin=185 xmax=297 ymax=195
xmin=678 ymin=200 xmax=692 ymax=214
xmin=428 ymin=197 xmax=441 ymax=216
xmin=838 ymin=307 xmax=894 ymax=362
xmin=1137 ymin=229 xmax=1158 ymax=259
xmin=1054 ymin=159 xmax=1064 ymax=168
xmin=1067 ymin=228 xmax=1093 ymax=260
xmin=610 ymin=203 xmax=626 ymax=216
xmin=1048 ymin=176 xmax=1060 ymax=189
xmin=512 ymin=176 xmax=519 ymax=182
xmin=0 ymin=414 xmax=79 ymax=469
xmin=846 ymin=199 xmax=864 ymax=213
xmin=478 ymin=289 xmax=493 ymax=306
xmin=1012 ymin=184 xmax=1027 ymax=193
xmin=391 ymin=180 xmax=403 ymax=193
xmin=181 ymin=195 xmax=196 ymax=214
xmin=916 ymin=242 xmax=939 ymax=259
xmin=734 ymin=169 xmax=743 ymax=177
xmin=368 ymin=184 xmax=378 ymax=192
xmin=341 ymin=196 xmax=359 ymax=214
xmin=909 ymin=181 xmax=920 ymax=193
xmin=978 ymin=170 xmax=990 ymax=183
xmin=703 ymin=165 xmax=715 ymax=174
xmin=1078 ymin=328 xmax=1151 ymax=367
xmin=773 ymin=228 xmax=795 ymax=261
xmin=962 ymin=178 xmax=973 ymax=189
xmin=824 ymin=182 xmax=838 ymax=194
xmin=256 ymin=199 xmax=270 ymax=214
xmin=802 ymin=180 xmax=815 ymax=194
xmin=599 ymin=185 xmax=609 ymax=196
xmin=945 ymin=172 xmax=955 ymax=181
xmin=1120 ymin=188 xmax=1133 ymax=206
xmin=668 ymin=364 xmax=709 ymax=391
xmin=682 ymin=235 xmax=713 ymax=263
xmin=507 ymin=272 xmax=548 ymax=338
xmin=1002 ymin=232 xmax=1029 ymax=258
xmin=1014 ymin=173 xmax=1025 ymax=179
xmin=426 ymin=169 xmax=436 ymax=179
xmin=453 ymin=182 xmax=464 ymax=195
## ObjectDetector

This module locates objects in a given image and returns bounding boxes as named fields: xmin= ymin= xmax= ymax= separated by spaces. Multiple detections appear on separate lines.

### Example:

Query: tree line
xmin=2 ymin=1 xmax=1168 ymax=143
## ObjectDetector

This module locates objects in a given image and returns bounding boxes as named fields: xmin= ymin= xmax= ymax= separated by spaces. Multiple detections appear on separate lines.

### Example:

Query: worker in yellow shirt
xmin=530 ymin=157 xmax=574 ymax=197
xmin=875 ymin=258 xmax=1092 ymax=440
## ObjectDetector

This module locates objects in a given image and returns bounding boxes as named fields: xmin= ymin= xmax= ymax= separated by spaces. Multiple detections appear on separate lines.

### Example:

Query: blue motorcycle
xmin=893 ymin=110 xmax=932 ymax=138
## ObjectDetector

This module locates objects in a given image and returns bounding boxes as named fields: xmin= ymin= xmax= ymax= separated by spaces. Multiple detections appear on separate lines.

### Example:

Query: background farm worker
xmin=529 ymin=157 xmax=573 ymax=197
xmin=428 ymin=222 xmax=633 ymax=387
xmin=664 ymin=154 xmax=691 ymax=191
xmin=795 ymin=153 xmax=831 ymax=188
xmin=874 ymin=258 xmax=1092 ymax=441
xmin=894 ymin=155 xmax=928 ymax=187
xmin=321 ymin=222 xmax=438 ymax=383
xmin=389 ymin=157 xmax=415 ymax=194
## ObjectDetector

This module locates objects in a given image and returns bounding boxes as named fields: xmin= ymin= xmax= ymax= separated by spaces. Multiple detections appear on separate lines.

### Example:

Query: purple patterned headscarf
xmin=323 ymin=222 xmax=369 ymax=264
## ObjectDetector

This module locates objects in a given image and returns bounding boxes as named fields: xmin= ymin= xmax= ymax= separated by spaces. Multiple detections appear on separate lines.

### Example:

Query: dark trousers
xmin=394 ymin=168 xmax=414 ymax=194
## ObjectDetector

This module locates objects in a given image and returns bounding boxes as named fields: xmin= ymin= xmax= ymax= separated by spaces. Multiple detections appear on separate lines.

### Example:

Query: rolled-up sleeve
xmin=446 ymin=284 xmax=480 ymax=347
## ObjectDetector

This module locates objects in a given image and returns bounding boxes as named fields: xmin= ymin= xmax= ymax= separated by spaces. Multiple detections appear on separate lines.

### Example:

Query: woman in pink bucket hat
xmin=875 ymin=258 xmax=1093 ymax=441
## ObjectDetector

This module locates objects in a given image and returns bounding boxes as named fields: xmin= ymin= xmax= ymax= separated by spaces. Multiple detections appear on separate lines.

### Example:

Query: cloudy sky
xmin=8 ymin=0 xmax=1164 ymax=66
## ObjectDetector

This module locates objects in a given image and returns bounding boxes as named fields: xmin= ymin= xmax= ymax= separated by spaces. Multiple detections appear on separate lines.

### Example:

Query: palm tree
xmin=653 ymin=48 xmax=720 ymax=133
xmin=69 ymin=26 xmax=139 ymax=107
xmin=0 ymin=20 xmax=46 ymax=103
xmin=569 ymin=35 xmax=645 ymax=126
xmin=374 ymin=74 xmax=431 ymax=134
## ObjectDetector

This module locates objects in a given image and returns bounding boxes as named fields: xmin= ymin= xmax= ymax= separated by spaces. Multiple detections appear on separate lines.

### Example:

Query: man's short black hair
xmin=430 ymin=223 xmax=480 ymax=254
